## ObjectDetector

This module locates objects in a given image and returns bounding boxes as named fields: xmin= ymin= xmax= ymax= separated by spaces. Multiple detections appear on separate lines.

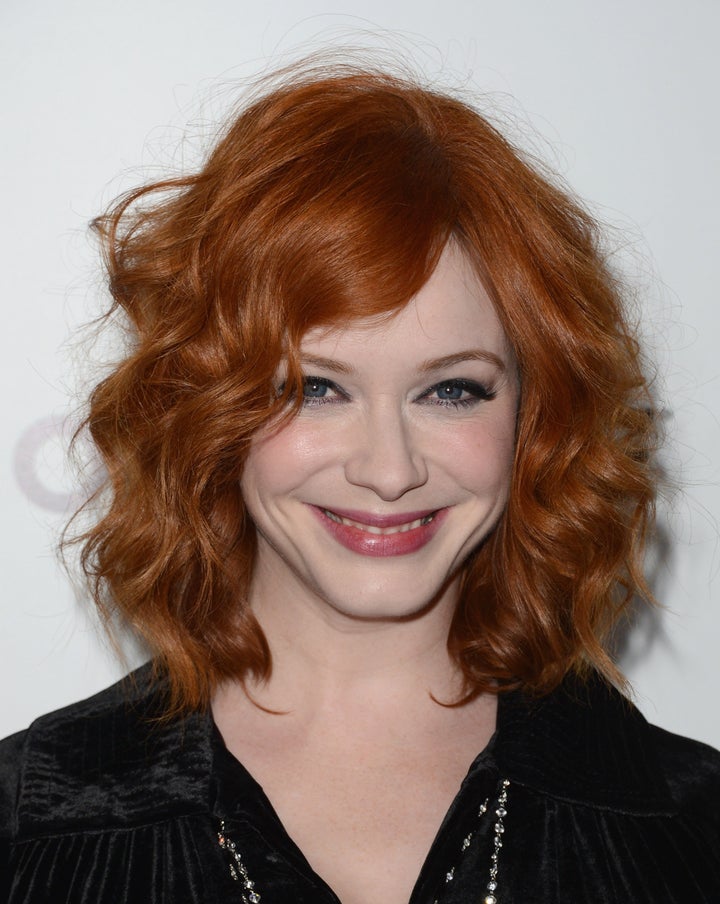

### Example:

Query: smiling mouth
xmin=321 ymin=509 xmax=437 ymax=535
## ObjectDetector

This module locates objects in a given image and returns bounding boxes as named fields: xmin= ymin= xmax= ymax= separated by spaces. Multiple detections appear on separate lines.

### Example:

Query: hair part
xmin=70 ymin=59 xmax=659 ymax=715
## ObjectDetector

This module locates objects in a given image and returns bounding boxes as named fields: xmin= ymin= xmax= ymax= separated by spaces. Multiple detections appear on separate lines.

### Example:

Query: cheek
xmin=240 ymin=420 xmax=336 ymax=499
xmin=434 ymin=416 xmax=516 ymax=486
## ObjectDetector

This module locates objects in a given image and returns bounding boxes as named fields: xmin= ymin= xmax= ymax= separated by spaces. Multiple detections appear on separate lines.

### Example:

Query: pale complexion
xmin=213 ymin=243 xmax=519 ymax=904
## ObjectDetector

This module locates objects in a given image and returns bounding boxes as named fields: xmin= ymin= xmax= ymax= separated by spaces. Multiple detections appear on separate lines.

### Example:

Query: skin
xmin=213 ymin=242 xmax=520 ymax=904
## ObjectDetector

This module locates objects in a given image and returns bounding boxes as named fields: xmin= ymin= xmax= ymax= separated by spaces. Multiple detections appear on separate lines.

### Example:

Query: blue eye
xmin=420 ymin=379 xmax=496 ymax=408
xmin=435 ymin=383 xmax=465 ymax=401
xmin=299 ymin=376 xmax=346 ymax=406
xmin=303 ymin=378 xmax=331 ymax=398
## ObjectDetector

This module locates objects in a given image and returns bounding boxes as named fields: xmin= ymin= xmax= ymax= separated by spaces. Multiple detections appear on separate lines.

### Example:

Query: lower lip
xmin=310 ymin=506 xmax=448 ymax=557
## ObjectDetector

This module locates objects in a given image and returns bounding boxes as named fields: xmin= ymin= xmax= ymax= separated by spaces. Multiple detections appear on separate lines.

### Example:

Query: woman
xmin=1 ymin=61 xmax=719 ymax=903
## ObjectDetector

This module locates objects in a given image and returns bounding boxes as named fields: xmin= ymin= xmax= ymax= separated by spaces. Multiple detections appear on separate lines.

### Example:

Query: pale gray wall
xmin=2 ymin=0 xmax=718 ymax=746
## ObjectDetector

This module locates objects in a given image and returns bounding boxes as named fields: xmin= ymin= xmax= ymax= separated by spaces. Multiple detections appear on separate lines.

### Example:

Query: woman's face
xmin=240 ymin=243 xmax=519 ymax=623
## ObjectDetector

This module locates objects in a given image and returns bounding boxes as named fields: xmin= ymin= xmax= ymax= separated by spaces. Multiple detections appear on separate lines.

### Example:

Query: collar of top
xmin=14 ymin=664 xmax=678 ymax=839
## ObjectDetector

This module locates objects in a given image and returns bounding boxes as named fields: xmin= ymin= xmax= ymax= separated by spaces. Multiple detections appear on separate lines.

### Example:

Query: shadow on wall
xmin=612 ymin=522 xmax=673 ymax=679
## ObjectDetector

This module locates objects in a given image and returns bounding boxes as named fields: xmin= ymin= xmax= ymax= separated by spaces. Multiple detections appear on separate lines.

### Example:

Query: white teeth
xmin=322 ymin=510 xmax=436 ymax=535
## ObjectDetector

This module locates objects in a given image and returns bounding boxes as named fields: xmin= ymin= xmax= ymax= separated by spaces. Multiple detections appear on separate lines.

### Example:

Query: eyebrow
xmin=298 ymin=349 xmax=507 ymax=375
xmin=298 ymin=354 xmax=354 ymax=375
xmin=418 ymin=350 xmax=507 ymax=373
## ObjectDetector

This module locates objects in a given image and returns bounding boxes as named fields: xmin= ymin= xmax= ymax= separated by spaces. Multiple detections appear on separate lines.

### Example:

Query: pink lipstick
xmin=310 ymin=505 xmax=447 ymax=557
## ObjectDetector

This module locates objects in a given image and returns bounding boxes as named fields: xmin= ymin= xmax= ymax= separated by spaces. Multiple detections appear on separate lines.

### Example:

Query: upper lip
xmin=314 ymin=506 xmax=439 ymax=528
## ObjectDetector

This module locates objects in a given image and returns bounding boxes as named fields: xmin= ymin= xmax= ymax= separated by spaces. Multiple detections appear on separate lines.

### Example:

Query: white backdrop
xmin=2 ymin=0 xmax=719 ymax=747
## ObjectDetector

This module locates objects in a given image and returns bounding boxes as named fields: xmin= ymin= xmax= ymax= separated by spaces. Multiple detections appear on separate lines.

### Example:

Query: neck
xmin=238 ymin=557 xmax=465 ymax=717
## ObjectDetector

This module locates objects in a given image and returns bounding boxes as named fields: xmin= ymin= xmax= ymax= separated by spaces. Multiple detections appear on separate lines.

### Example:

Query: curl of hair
xmin=72 ymin=61 xmax=659 ymax=714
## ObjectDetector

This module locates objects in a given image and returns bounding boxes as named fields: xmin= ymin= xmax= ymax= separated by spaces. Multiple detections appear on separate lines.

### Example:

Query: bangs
xmin=201 ymin=76 xmax=459 ymax=355
xmin=271 ymin=124 xmax=457 ymax=341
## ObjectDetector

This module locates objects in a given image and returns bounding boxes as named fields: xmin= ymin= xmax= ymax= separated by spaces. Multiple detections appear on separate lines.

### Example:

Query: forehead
xmin=298 ymin=243 xmax=511 ymax=363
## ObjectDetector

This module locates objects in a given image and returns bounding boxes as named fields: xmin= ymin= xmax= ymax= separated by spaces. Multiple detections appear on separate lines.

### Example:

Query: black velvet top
xmin=1 ymin=665 xmax=719 ymax=903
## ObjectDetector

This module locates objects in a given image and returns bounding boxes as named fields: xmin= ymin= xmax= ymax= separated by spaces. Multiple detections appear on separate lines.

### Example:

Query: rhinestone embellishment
xmin=483 ymin=779 xmax=510 ymax=904
xmin=219 ymin=779 xmax=510 ymax=904
xmin=431 ymin=778 xmax=510 ymax=904
xmin=217 ymin=821 xmax=261 ymax=903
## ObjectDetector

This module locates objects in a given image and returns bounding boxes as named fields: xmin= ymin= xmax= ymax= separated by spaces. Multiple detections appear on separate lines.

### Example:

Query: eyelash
xmin=298 ymin=376 xmax=346 ymax=406
xmin=417 ymin=379 xmax=497 ymax=409
xmin=296 ymin=376 xmax=496 ymax=409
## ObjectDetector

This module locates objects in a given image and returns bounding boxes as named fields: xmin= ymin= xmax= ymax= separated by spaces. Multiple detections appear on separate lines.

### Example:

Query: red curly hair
xmin=77 ymin=61 xmax=658 ymax=713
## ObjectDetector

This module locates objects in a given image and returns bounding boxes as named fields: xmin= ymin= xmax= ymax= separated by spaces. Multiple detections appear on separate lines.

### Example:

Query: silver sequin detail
xmin=483 ymin=779 xmax=510 ymax=904
xmin=434 ymin=779 xmax=511 ymax=903
xmin=217 ymin=821 xmax=262 ymax=903
xmin=216 ymin=780 xmax=511 ymax=903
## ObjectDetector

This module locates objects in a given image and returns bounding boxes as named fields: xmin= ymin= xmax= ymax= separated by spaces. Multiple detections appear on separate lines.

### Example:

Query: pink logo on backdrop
xmin=13 ymin=415 xmax=101 ymax=513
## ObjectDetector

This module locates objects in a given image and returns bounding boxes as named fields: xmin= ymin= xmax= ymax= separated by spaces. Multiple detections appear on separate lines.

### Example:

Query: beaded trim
xmin=218 ymin=779 xmax=510 ymax=903
xmin=484 ymin=779 xmax=510 ymax=904
xmin=433 ymin=778 xmax=510 ymax=904
xmin=217 ymin=821 xmax=261 ymax=903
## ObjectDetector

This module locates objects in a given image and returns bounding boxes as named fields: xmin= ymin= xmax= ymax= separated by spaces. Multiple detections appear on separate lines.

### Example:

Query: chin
xmin=314 ymin=572 xmax=456 ymax=624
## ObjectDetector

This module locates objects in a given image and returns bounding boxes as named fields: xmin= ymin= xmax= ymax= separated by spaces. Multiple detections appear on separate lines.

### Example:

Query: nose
xmin=343 ymin=401 xmax=429 ymax=501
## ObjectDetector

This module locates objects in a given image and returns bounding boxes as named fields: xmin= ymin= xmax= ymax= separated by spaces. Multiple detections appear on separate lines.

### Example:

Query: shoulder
xmin=491 ymin=678 xmax=720 ymax=900
xmin=647 ymin=721 xmax=720 ymax=818
xmin=495 ymin=673 xmax=720 ymax=819
xmin=0 ymin=665 xmax=214 ymax=841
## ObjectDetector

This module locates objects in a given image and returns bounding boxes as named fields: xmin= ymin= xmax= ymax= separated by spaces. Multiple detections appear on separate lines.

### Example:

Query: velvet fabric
xmin=1 ymin=665 xmax=719 ymax=902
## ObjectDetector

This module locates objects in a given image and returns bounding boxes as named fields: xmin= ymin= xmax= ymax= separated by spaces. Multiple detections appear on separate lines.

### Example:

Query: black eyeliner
xmin=418 ymin=378 xmax=497 ymax=406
